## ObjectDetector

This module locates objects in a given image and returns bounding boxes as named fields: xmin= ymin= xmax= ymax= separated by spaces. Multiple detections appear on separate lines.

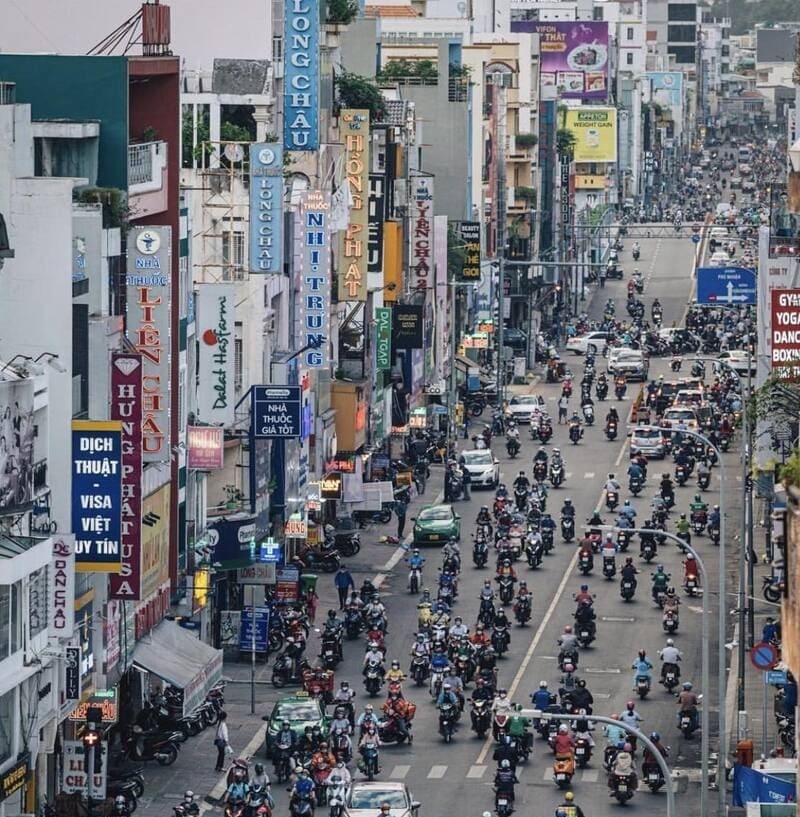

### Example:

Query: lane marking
xmin=467 ymin=765 xmax=487 ymax=779
xmin=583 ymin=667 xmax=621 ymax=673
xmin=584 ymin=472 xmax=595 ymax=479
xmin=615 ymin=440 xmax=630 ymax=466
xmin=390 ymin=765 xmax=410 ymax=780
xmin=428 ymin=765 xmax=448 ymax=779
xmin=602 ymin=615 xmax=636 ymax=622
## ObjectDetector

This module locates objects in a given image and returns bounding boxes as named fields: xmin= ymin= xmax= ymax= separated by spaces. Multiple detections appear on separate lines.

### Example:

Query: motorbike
xmin=643 ymin=762 xmax=665 ymax=793
xmin=513 ymin=595 xmax=531 ymax=625
xmin=679 ymin=710 xmax=699 ymax=739
xmin=506 ymin=437 xmax=520 ymax=458
xmin=605 ymin=490 xmax=619 ymax=511
xmin=272 ymin=747 xmax=294 ymax=783
xmin=698 ymin=471 xmax=711 ymax=491
xmin=617 ymin=530 xmax=630 ymax=552
xmin=632 ymin=247 xmax=640 ymax=261
xmin=473 ymin=538 xmax=489 ymax=568
xmin=533 ymin=461 xmax=547 ymax=483
xmin=526 ymin=539 xmax=543 ymax=569
xmin=691 ymin=509 xmax=707 ymax=534
xmin=576 ymin=621 xmax=595 ymax=648
xmin=492 ymin=625 xmax=510 ymax=656
xmin=552 ymin=755 xmax=575 ymax=789
xmin=675 ymin=465 xmax=688 ymax=486
xmin=345 ymin=609 xmax=363 ymax=640
xmin=574 ymin=737 xmax=592 ymax=769
xmin=471 ymin=700 xmax=492 ymax=739
xmin=497 ymin=576 xmax=516 ymax=606
xmin=582 ymin=404 xmax=595 ymax=425
xmin=358 ymin=745 xmax=380 ymax=781
xmin=662 ymin=609 xmax=679 ymax=633
xmin=615 ymin=382 xmax=627 ymax=400
xmin=541 ymin=528 xmax=554 ymax=554
xmin=378 ymin=712 xmax=413 ymax=746
xmin=327 ymin=777 xmax=348 ymax=817
xmin=439 ymin=702 xmax=457 ymax=743
xmin=620 ymin=578 xmax=636 ymax=602
xmin=596 ymin=380 xmax=609 ymax=401
xmin=578 ymin=549 xmax=593 ymax=575
xmin=410 ymin=655 xmax=429 ymax=686
xmin=550 ymin=463 xmax=565 ymax=488
xmin=296 ymin=545 xmax=341 ymax=573
xmin=569 ymin=424 xmax=582 ymax=445
xmin=320 ymin=634 xmax=342 ymax=670
xmin=684 ymin=573 xmax=699 ymax=597
xmin=107 ymin=769 xmax=145 ymax=801
xmin=610 ymin=773 xmax=636 ymax=804
xmin=602 ymin=557 xmax=616 ymax=579
xmin=605 ymin=420 xmax=618 ymax=441
xmin=561 ymin=515 xmax=575 ymax=542
xmin=763 ymin=575 xmax=783 ymax=604
xmin=641 ymin=539 xmax=656 ymax=563
xmin=662 ymin=663 xmax=680 ymax=693
xmin=537 ymin=423 xmax=553 ymax=444
xmin=494 ymin=790 xmax=514 ymax=817
xmin=636 ymin=675 xmax=651 ymax=699
xmin=364 ymin=666 xmax=384 ymax=697
xmin=122 ymin=731 xmax=181 ymax=766
xmin=513 ymin=488 xmax=528 ymax=512
xmin=408 ymin=565 xmax=422 ymax=595
xmin=629 ymin=475 xmax=643 ymax=496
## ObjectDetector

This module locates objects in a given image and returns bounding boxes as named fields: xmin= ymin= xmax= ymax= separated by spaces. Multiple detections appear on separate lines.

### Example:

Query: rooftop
xmin=366 ymin=4 xmax=421 ymax=16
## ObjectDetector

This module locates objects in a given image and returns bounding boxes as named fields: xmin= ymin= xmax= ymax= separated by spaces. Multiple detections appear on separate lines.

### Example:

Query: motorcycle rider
xmin=513 ymin=471 xmax=530 ymax=508
xmin=356 ymin=704 xmax=379 ymax=734
xmin=627 ymin=457 xmax=645 ymax=484
xmin=660 ymin=473 xmax=675 ymax=504
xmin=470 ymin=624 xmax=491 ymax=649
xmin=385 ymin=660 xmax=405 ymax=686
xmin=571 ymin=678 xmax=594 ymax=715
xmin=364 ymin=595 xmax=387 ymax=629
xmin=363 ymin=642 xmax=385 ymax=677
xmin=642 ymin=732 xmax=669 ymax=777
xmin=561 ymin=498 xmax=575 ymax=519
xmin=494 ymin=759 xmax=519 ymax=804
xmin=473 ymin=676 xmax=495 ymax=703
xmin=449 ymin=615 xmax=469 ymax=639
xmin=330 ymin=706 xmax=354 ymax=757
xmin=554 ymin=723 xmax=576 ymax=759
xmin=620 ymin=499 xmax=637 ymax=522
xmin=531 ymin=680 xmax=554 ymax=711
xmin=249 ymin=765 xmax=275 ymax=811
xmin=662 ymin=587 xmax=680 ymax=616
xmin=405 ymin=549 xmax=425 ymax=586
xmin=288 ymin=769 xmax=316 ymax=813
xmin=605 ymin=473 xmax=621 ymax=495
xmin=605 ymin=406 xmax=619 ymax=427
xmin=658 ymin=639 xmax=682 ymax=683
xmin=477 ymin=506 xmax=492 ymax=526
xmin=696 ymin=457 xmax=711 ymax=487
xmin=631 ymin=650 xmax=653 ymax=689
xmin=573 ymin=709 xmax=595 ymax=748
xmin=574 ymin=584 xmax=594 ymax=607
xmin=601 ymin=535 xmax=618 ymax=573
xmin=709 ymin=504 xmax=721 ymax=532
xmin=608 ymin=743 xmax=637 ymax=792
xmin=603 ymin=715 xmax=627 ymax=749
xmin=558 ymin=625 xmax=579 ymax=665
xmin=619 ymin=701 xmax=643 ymax=732
xmin=558 ymin=792 xmax=586 ymax=817
xmin=382 ymin=690 xmax=413 ymax=743
xmin=690 ymin=492 xmax=709 ymax=516
xmin=274 ymin=720 xmax=296 ymax=761
xmin=621 ymin=557 xmax=639 ymax=590
xmin=568 ymin=412 xmax=583 ymax=438
xmin=358 ymin=724 xmax=381 ymax=772
xmin=675 ymin=513 xmax=691 ymax=545
xmin=683 ymin=554 xmax=700 ymax=587
xmin=651 ymin=565 xmax=670 ymax=602
xmin=574 ymin=598 xmax=596 ymax=636
xmin=677 ymin=682 xmax=700 ymax=729
xmin=493 ymin=734 xmax=519 ymax=771
xmin=540 ymin=512 xmax=557 ymax=538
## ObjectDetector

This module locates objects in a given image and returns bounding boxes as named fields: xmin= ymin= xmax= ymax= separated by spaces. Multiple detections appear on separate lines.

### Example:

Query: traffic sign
xmin=240 ymin=607 xmax=270 ymax=652
xmin=692 ymin=234 xmax=701 ymax=244
xmin=251 ymin=385 xmax=302 ymax=438
xmin=766 ymin=669 xmax=788 ymax=686
xmin=750 ymin=640 xmax=779 ymax=671
xmin=696 ymin=266 xmax=756 ymax=306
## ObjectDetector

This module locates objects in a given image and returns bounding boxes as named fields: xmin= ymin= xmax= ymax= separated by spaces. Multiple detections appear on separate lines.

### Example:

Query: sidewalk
xmin=133 ymin=468 xmax=444 ymax=817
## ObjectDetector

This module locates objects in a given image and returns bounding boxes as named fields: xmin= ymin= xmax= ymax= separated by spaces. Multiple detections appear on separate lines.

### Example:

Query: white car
xmin=663 ymin=406 xmax=700 ymax=431
xmin=717 ymin=350 xmax=756 ymax=376
xmin=345 ymin=783 xmax=420 ymax=817
xmin=566 ymin=331 xmax=610 ymax=355
xmin=459 ymin=449 xmax=500 ymax=488
xmin=505 ymin=394 xmax=545 ymax=423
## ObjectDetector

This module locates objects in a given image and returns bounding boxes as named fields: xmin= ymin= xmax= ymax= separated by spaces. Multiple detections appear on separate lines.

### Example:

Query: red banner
xmin=771 ymin=289 xmax=800 ymax=377
xmin=109 ymin=353 xmax=143 ymax=600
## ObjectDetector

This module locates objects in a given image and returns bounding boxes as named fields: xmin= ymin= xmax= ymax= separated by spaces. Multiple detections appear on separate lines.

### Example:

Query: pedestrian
xmin=304 ymin=585 xmax=319 ymax=623
xmin=334 ymin=565 xmax=355 ymax=610
xmin=558 ymin=395 xmax=569 ymax=424
xmin=461 ymin=464 xmax=471 ymax=501
xmin=396 ymin=494 xmax=409 ymax=539
xmin=214 ymin=711 xmax=230 ymax=772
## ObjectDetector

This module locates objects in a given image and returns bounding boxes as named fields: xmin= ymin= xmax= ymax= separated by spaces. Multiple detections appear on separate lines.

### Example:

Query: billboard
xmin=109 ymin=353 xmax=143 ymax=600
xmin=511 ymin=21 xmax=609 ymax=99
xmin=563 ymin=107 xmax=618 ymax=162
xmin=71 ymin=421 xmax=123 ymax=573
xmin=300 ymin=191 xmax=331 ymax=368
xmin=49 ymin=536 xmax=76 ymax=640
xmin=459 ymin=221 xmax=481 ymax=281
xmin=187 ymin=426 xmax=224 ymax=470
xmin=196 ymin=284 xmax=236 ymax=424
xmin=0 ymin=379 xmax=34 ymax=516
xmin=375 ymin=307 xmax=392 ymax=371
xmin=647 ymin=71 xmax=683 ymax=107
xmin=771 ymin=289 xmax=800 ymax=376
xmin=252 ymin=386 xmax=302 ymax=438
xmin=368 ymin=175 xmax=386 ymax=274
xmin=409 ymin=176 xmax=434 ymax=291
xmin=249 ymin=143 xmax=283 ymax=273
xmin=393 ymin=305 xmax=424 ymax=349
xmin=126 ymin=226 xmax=172 ymax=461
xmin=339 ymin=110 xmax=370 ymax=301
xmin=283 ymin=0 xmax=319 ymax=150
xmin=140 ymin=484 xmax=171 ymax=601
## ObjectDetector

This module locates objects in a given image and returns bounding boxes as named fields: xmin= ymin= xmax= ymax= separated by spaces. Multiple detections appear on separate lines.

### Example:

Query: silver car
xmin=459 ymin=449 xmax=500 ymax=489
xmin=345 ymin=782 xmax=421 ymax=817
xmin=630 ymin=425 xmax=666 ymax=459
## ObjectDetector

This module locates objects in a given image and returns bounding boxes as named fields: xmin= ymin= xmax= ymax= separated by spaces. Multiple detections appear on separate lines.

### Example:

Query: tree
xmin=336 ymin=72 xmax=387 ymax=120
xmin=556 ymin=128 xmax=576 ymax=157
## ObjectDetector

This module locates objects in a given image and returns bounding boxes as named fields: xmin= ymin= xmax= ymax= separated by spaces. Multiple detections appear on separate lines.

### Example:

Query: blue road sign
xmin=696 ymin=266 xmax=756 ymax=306
xmin=750 ymin=640 xmax=779 ymax=671
xmin=259 ymin=537 xmax=282 ymax=563
xmin=252 ymin=385 xmax=302 ymax=438
xmin=240 ymin=607 xmax=270 ymax=652
xmin=766 ymin=669 xmax=788 ymax=686
xmin=692 ymin=234 xmax=701 ymax=244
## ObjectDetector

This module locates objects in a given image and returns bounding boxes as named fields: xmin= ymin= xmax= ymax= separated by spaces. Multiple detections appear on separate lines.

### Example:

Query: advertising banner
xmin=563 ymin=107 xmax=617 ymax=162
xmin=300 ymin=191 xmax=331 ymax=368
xmin=771 ymin=289 xmax=800 ymax=377
xmin=339 ymin=110 xmax=370 ymax=301
xmin=63 ymin=741 xmax=108 ymax=797
xmin=459 ymin=221 xmax=481 ymax=281
xmin=249 ymin=143 xmax=283 ymax=273
xmin=0 ymin=755 xmax=29 ymax=804
xmin=49 ymin=536 xmax=76 ymax=640
xmin=368 ymin=175 xmax=386 ymax=274
xmin=0 ymin=379 xmax=35 ymax=516
xmin=109 ymin=353 xmax=143 ymax=600
xmin=141 ymin=485 xmax=171 ymax=601
xmin=196 ymin=284 xmax=235 ymax=423
xmin=393 ymin=305 xmax=424 ymax=349
xmin=732 ymin=764 xmax=796 ymax=806
xmin=187 ymin=426 xmax=224 ymax=469
xmin=647 ymin=71 xmax=683 ymax=107
xmin=252 ymin=386 xmax=302 ymax=438
xmin=511 ymin=21 xmax=609 ymax=99
xmin=126 ymin=226 xmax=172 ymax=462
xmin=408 ymin=176 xmax=434 ymax=291
xmin=375 ymin=307 xmax=392 ymax=371
xmin=207 ymin=515 xmax=257 ymax=570
xmin=64 ymin=646 xmax=81 ymax=705
xmin=71 ymin=421 xmax=123 ymax=573
xmin=283 ymin=0 xmax=319 ymax=150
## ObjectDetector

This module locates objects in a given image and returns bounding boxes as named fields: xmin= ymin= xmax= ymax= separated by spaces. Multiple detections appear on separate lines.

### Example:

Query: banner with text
xmin=459 ymin=221 xmax=481 ymax=282
xmin=300 ymin=191 xmax=331 ymax=368
xmin=339 ymin=110 xmax=370 ymax=301
xmin=196 ymin=284 xmax=236 ymax=424
xmin=771 ymin=289 xmax=800 ymax=378
xmin=283 ymin=0 xmax=319 ymax=150
xmin=0 ymin=379 xmax=34 ymax=517
xmin=409 ymin=176 xmax=434 ymax=291
xmin=368 ymin=174 xmax=386 ymax=274
xmin=375 ymin=307 xmax=392 ymax=371
xmin=249 ymin=143 xmax=283 ymax=273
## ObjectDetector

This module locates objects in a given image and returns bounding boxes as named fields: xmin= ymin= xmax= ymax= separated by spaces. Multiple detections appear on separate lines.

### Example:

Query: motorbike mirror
xmin=411 ymin=803 xmax=421 ymax=812
xmin=314 ymin=628 xmax=321 ymax=634
xmin=261 ymin=715 xmax=269 ymax=721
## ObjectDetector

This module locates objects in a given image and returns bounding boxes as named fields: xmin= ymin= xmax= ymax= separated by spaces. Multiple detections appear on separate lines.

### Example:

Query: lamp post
xmin=520 ymin=710 xmax=676 ymax=817
xmin=646 ymin=424 xmax=726 ymax=814
xmin=601 ymin=524 xmax=710 ymax=817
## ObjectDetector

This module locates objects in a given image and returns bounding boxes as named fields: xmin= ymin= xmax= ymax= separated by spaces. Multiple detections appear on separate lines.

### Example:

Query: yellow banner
xmin=338 ymin=109 xmax=370 ymax=301
xmin=564 ymin=107 xmax=617 ymax=163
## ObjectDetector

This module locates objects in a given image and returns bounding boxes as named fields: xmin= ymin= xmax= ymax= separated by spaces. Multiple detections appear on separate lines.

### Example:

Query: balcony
xmin=128 ymin=140 xmax=168 ymax=215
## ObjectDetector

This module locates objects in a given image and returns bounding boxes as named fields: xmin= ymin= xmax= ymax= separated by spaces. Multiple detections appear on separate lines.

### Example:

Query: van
xmin=710 ymin=227 xmax=729 ymax=242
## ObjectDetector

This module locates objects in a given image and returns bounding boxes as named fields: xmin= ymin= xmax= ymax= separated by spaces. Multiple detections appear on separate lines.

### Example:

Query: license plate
xmin=429 ymin=534 xmax=439 ymax=540
xmin=624 ymin=583 xmax=632 ymax=589
xmin=581 ymin=631 xmax=589 ymax=638
xmin=498 ymin=800 xmax=508 ymax=806
xmin=618 ymin=785 xmax=627 ymax=792
xmin=649 ymin=774 xmax=658 ymax=781
xmin=556 ymin=774 xmax=565 ymax=781
xmin=576 ymin=748 xmax=585 ymax=755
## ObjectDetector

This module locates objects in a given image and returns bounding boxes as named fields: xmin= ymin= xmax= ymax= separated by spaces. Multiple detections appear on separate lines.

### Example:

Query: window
xmin=667 ymin=3 xmax=696 ymax=21
xmin=593 ymin=5 xmax=604 ymax=19
xmin=222 ymin=231 xmax=245 ymax=278
xmin=668 ymin=24 xmax=696 ymax=42
xmin=668 ymin=45 xmax=696 ymax=64
xmin=626 ymin=52 xmax=634 ymax=65
xmin=0 ymin=583 xmax=21 ymax=660
xmin=234 ymin=322 xmax=243 ymax=391
xmin=626 ymin=27 xmax=634 ymax=40
xmin=0 ymin=689 xmax=13 ymax=765
xmin=28 ymin=568 xmax=48 ymax=639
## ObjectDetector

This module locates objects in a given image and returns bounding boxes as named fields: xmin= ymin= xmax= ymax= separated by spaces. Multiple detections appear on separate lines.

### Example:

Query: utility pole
xmin=494 ymin=74 xmax=507 ymax=407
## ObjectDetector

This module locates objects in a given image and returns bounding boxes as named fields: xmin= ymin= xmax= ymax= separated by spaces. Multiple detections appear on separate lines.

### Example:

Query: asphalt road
xmin=258 ymin=229 xmax=728 ymax=817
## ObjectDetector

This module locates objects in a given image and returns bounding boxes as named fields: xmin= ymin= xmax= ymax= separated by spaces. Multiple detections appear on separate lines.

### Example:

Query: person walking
xmin=396 ymin=492 xmax=409 ymax=539
xmin=558 ymin=394 xmax=569 ymax=424
xmin=214 ymin=711 xmax=230 ymax=772
xmin=334 ymin=566 xmax=355 ymax=610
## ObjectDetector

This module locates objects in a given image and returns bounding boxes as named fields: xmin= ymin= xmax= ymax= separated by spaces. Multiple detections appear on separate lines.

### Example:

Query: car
xmin=663 ymin=406 xmax=700 ymax=431
xmin=412 ymin=504 xmax=461 ymax=545
xmin=717 ymin=350 xmax=756 ymax=376
xmin=742 ymin=179 xmax=756 ymax=193
xmin=264 ymin=693 xmax=329 ymax=755
xmin=503 ymin=327 xmax=528 ymax=352
xmin=630 ymin=425 xmax=666 ymax=459
xmin=566 ymin=332 xmax=610 ymax=355
xmin=674 ymin=388 xmax=706 ymax=407
xmin=730 ymin=176 xmax=742 ymax=189
xmin=709 ymin=251 xmax=731 ymax=267
xmin=459 ymin=449 xmax=500 ymax=488
xmin=505 ymin=393 xmax=545 ymax=423
xmin=608 ymin=348 xmax=649 ymax=381
xmin=345 ymin=782 xmax=421 ymax=817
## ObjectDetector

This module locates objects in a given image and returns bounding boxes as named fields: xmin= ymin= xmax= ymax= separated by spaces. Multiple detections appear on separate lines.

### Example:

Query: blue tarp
xmin=732 ymin=765 xmax=797 ymax=807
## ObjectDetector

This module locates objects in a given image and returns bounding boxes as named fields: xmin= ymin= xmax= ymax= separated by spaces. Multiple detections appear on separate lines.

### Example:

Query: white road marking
xmin=390 ymin=765 xmax=410 ymax=780
xmin=615 ymin=440 xmax=630 ymax=466
xmin=428 ymin=765 xmax=448 ymax=779
xmin=584 ymin=472 xmax=595 ymax=479
xmin=466 ymin=765 xmax=487 ymax=779
xmin=584 ymin=667 xmax=622 ymax=673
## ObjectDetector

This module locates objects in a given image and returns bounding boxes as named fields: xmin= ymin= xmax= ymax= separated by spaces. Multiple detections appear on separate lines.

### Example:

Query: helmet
xmin=564 ymin=792 xmax=574 ymax=803
xmin=656 ymin=564 xmax=664 ymax=572
xmin=683 ymin=682 xmax=693 ymax=690
xmin=608 ymin=473 xmax=615 ymax=479
xmin=455 ymin=616 xmax=463 ymax=624
xmin=559 ymin=724 xmax=569 ymax=733
xmin=564 ymin=625 xmax=573 ymax=634
xmin=694 ymin=494 xmax=701 ymax=502
xmin=443 ymin=682 xmax=451 ymax=690
xmin=254 ymin=764 xmax=264 ymax=775
xmin=625 ymin=557 xmax=633 ymax=565
xmin=650 ymin=732 xmax=661 ymax=741
xmin=539 ymin=680 xmax=548 ymax=688
xmin=667 ymin=587 xmax=676 ymax=596
xmin=623 ymin=743 xmax=633 ymax=753
xmin=564 ymin=663 xmax=575 ymax=673
xmin=714 ymin=505 xmax=720 ymax=511
xmin=577 ymin=679 xmax=586 ymax=689
xmin=553 ymin=448 xmax=560 ymax=455
xmin=564 ymin=498 xmax=572 ymax=505
xmin=413 ymin=548 xmax=420 ymax=554
xmin=365 ymin=704 xmax=374 ymax=712
xmin=282 ymin=721 xmax=290 ymax=729
xmin=519 ymin=470 xmax=525 ymax=476
xmin=624 ymin=499 xmax=631 ymax=507
xmin=501 ymin=759 xmax=510 ymax=769
xmin=638 ymin=649 xmax=646 ymax=660
xmin=340 ymin=681 xmax=349 ymax=689
xmin=391 ymin=660 xmax=400 ymax=669
xmin=626 ymin=701 xmax=635 ymax=711
xmin=580 ymin=584 xmax=588 ymax=592
xmin=680 ymin=513 xmax=687 ymax=519
xmin=666 ymin=638 xmax=674 ymax=647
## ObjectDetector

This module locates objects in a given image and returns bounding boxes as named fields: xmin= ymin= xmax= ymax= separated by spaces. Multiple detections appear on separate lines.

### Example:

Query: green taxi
xmin=263 ymin=692 xmax=329 ymax=755
xmin=412 ymin=504 xmax=461 ymax=546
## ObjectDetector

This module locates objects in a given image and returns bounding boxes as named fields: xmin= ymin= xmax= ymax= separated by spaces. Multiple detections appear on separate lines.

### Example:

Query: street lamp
xmin=520 ymin=710 xmax=677 ymax=817
xmin=601 ymin=524 xmax=710 ymax=817
xmin=645 ymin=424 xmax=726 ymax=815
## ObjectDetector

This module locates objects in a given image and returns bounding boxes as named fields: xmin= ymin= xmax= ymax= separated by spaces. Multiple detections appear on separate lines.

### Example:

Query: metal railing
xmin=128 ymin=141 xmax=166 ymax=187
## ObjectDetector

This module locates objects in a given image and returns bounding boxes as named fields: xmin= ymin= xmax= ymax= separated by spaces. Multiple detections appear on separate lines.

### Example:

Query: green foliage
xmin=377 ymin=59 xmax=438 ymax=82
xmin=336 ymin=71 xmax=387 ymax=119
xmin=449 ymin=63 xmax=472 ymax=78
xmin=515 ymin=133 xmax=539 ymax=149
xmin=182 ymin=107 xmax=209 ymax=167
xmin=778 ymin=448 xmax=800 ymax=487
xmin=729 ymin=0 xmax=800 ymax=34
xmin=74 ymin=187 xmax=130 ymax=229
xmin=556 ymin=128 xmax=576 ymax=157
xmin=327 ymin=0 xmax=359 ymax=23
xmin=220 ymin=121 xmax=253 ymax=143
xmin=515 ymin=186 xmax=537 ymax=204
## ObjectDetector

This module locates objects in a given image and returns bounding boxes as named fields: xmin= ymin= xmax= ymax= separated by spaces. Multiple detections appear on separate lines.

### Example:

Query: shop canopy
xmin=132 ymin=619 xmax=223 ymax=716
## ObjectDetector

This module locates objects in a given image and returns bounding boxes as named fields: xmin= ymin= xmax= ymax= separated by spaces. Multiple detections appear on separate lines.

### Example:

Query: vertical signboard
xmin=249 ymin=143 xmax=284 ymax=273
xmin=375 ymin=307 xmax=392 ymax=371
xmin=560 ymin=155 xmax=571 ymax=247
xmin=109 ymin=354 xmax=143 ymax=600
xmin=459 ymin=222 xmax=482 ymax=281
xmin=63 ymin=741 xmax=108 ymax=797
xmin=771 ymin=289 xmax=800 ymax=378
xmin=283 ymin=0 xmax=319 ymax=150
xmin=126 ymin=226 xmax=171 ymax=462
xmin=71 ymin=421 xmax=123 ymax=573
xmin=300 ymin=191 xmax=331 ymax=368
xmin=187 ymin=426 xmax=225 ymax=469
xmin=339 ymin=110 xmax=370 ymax=301
xmin=409 ymin=176 xmax=434 ymax=291
xmin=196 ymin=284 xmax=236 ymax=423
xmin=0 ymin=379 xmax=35 ymax=516
xmin=49 ymin=535 xmax=76 ymax=640
xmin=368 ymin=174 xmax=386 ymax=274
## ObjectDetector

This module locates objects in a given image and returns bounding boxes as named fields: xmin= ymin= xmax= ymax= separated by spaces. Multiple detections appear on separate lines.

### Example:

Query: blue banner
xmin=252 ymin=385 xmax=302 ymax=439
xmin=283 ymin=0 xmax=319 ymax=150
xmin=71 ymin=421 xmax=123 ymax=572
xmin=732 ymin=764 xmax=797 ymax=806
xmin=240 ymin=607 xmax=270 ymax=652
xmin=249 ymin=143 xmax=283 ymax=273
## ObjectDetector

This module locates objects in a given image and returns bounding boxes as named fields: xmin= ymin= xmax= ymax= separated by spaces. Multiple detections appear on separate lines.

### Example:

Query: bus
xmin=737 ymin=145 xmax=753 ymax=163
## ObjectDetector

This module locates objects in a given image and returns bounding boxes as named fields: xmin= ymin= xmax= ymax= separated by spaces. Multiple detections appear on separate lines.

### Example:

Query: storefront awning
xmin=132 ymin=619 xmax=223 ymax=716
